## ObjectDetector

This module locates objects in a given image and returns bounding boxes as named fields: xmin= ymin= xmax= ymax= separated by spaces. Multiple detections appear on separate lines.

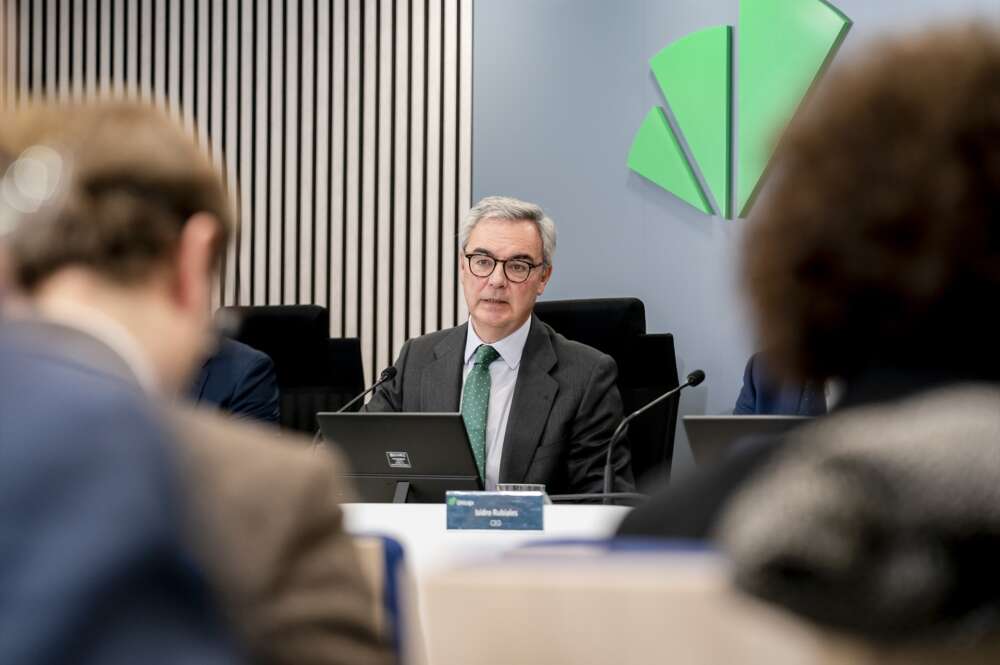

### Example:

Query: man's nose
xmin=488 ymin=264 xmax=508 ymax=288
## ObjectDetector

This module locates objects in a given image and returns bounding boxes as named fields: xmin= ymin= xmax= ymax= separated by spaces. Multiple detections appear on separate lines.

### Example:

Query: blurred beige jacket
xmin=172 ymin=408 xmax=393 ymax=665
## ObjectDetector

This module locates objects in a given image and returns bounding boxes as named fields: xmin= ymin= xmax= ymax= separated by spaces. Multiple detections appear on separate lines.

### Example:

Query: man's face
xmin=460 ymin=218 xmax=551 ymax=343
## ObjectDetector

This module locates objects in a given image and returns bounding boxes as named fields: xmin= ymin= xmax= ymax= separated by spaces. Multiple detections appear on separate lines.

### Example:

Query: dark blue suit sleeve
xmin=229 ymin=352 xmax=281 ymax=423
xmin=734 ymin=354 xmax=759 ymax=415
xmin=0 ymin=381 xmax=240 ymax=664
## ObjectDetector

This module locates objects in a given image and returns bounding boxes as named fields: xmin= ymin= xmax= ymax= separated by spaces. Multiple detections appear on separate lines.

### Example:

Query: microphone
xmin=337 ymin=366 xmax=398 ymax=413
xmin=601 ymin=369 xmax=706 ymax=503
xmin=313 ymin=367 xmax=398 ymax=445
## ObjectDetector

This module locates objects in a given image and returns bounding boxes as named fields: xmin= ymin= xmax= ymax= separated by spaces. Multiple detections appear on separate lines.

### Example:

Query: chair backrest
xmin=533 ymin=298 xmax=680 ymax=481
xmin=217 ymin=305 xmax=365 ymax=433
xmin=218 ymin=305 xmax=330 ymax=387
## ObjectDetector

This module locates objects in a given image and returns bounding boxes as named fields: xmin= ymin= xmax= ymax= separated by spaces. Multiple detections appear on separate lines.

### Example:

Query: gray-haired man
xmin=366 ymin=195 xmax=634 ymax=495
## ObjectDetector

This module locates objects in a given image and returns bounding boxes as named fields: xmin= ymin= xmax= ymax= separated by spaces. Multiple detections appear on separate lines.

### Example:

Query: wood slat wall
xmin=0 ymin=0 xmax=473 ymax=383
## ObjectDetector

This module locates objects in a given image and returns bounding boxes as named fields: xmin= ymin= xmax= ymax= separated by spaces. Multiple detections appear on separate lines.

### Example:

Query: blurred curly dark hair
xmin=744 ymin=24 xmax=1000 ymax=383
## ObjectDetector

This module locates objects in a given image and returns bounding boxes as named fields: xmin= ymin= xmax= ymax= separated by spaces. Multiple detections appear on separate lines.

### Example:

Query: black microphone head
xmin=379 ymin=366 xmax=398 ymax=382
xmin=687 ymin=369 xmax=706 ymax=387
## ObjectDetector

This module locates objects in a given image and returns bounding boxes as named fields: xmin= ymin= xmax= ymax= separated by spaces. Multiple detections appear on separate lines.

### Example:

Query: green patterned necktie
xmin=461 ymin=344 xmax=501 ymax=480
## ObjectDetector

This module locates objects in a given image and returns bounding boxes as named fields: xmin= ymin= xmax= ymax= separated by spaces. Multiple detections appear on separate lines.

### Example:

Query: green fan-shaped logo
xmin=628 ymin=0 xmax=851 ymax=219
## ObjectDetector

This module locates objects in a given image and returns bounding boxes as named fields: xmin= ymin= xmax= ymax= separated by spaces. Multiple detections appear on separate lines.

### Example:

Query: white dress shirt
xmin=461 ymin=317 xmax=531 ymax=491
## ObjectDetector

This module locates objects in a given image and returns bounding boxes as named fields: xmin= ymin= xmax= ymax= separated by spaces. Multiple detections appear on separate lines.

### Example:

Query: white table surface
xmin=343 ymin=503 xmax=631 ymax=575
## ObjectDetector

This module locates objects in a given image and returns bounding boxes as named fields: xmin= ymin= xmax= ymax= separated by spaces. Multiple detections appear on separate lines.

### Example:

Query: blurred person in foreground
xmin=0 ymin=144 xmax=239 ymax=663
xmin=0 ymin=101 xmax=391 ymax=665
xmin=621 ymin=25 xmax=1000 ymax=641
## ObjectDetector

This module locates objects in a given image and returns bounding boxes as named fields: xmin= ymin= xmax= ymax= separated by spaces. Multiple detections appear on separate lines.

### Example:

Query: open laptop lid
xmin=683 ymin=415 xmax=812 ymax=466
xmin=317 ymin=412 xmax=482 ymax=502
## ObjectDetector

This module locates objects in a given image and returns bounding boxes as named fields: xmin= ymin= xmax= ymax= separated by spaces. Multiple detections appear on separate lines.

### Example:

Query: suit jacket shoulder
xmin=169 ymin=407 xmax=391 ymax=665
xmin=190 ymin=338 xmax=281 ymax=423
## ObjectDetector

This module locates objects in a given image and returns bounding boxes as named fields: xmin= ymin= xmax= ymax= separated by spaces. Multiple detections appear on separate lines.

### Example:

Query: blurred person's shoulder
xmin=167 ymin=405 xmax=352 ymax=506
xmin=163 ymin=406 xmax=391 ymax=665
xmin=0 ymin=321 xmax=165 ymax=445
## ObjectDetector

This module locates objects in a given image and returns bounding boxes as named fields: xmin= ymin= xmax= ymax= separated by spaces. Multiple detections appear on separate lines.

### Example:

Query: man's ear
xmin=537 ymin=264 xmax=552 ymax=296
xmin=173 ymin=212 xmax=220 ymax=312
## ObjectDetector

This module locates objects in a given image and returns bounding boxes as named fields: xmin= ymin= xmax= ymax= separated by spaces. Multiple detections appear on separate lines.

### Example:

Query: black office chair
xmin=533 ymin=298 xmax=680 ymax=482
xmin=216 ymin=305 xmax=365 ymax=433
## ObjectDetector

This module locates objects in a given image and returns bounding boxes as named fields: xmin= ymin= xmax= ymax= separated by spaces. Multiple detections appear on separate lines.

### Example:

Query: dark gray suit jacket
xmin=366 ymin=315 xmax=635 ymax=495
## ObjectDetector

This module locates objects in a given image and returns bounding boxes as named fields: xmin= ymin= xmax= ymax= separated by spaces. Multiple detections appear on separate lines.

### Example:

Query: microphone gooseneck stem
xmin=601 ymin=371 xmax=704 ymax=504
xmin=337 ymin=369 xmax=396 ymax=414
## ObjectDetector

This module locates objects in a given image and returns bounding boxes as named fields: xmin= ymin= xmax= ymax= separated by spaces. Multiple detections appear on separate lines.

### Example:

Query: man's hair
xmin=0 ymin=100 xmax=232 ymax=290
xmin=743 ymin=25 xmax=1000 ymax=382
xmin=459 ymin=195 xmax=556 ymax=265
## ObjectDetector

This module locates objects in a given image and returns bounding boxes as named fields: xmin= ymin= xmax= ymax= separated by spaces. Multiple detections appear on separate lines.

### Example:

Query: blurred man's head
xmin=458 ymin=196 xmax=555 ymax=343
xmin=0 ymin=101 xmax=232 ymax=391
xmin=743 ymin=25 xmax=1000 ymax=385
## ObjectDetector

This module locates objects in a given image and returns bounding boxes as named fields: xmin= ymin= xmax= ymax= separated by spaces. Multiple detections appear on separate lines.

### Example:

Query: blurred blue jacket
xmin=189 ymin=338 xmax=280 ymax=423
xmin=0 ymin=322 xmax=241 ymax=665
xmin=734 ymin=351 xmax=827 ymax=416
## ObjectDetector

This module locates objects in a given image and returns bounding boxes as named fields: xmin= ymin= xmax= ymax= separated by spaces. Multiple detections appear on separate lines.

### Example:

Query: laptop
xmin=683 ymin=415 xmax=812 ymax=466
xmin=316 ymin=412 xmax=482 ymax=503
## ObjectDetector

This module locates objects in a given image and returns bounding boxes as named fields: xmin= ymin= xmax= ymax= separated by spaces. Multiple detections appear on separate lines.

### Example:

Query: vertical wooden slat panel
xmin=360 ymin=0 xmax=377 ymax=382
xmin=424 ymin=0 xmax=441 ymax=333
xmin=313 ymin=0 xmax=330 ymax=314
xmin=112 ymin=0 xmax=124 ymax=97
xmin=166 ymin=0 xmax=180 ymax=119
xmin=181 ymin=0 xmax=195 ymax=132
xmin=441 ymin=0 xmax=457 ymax=331
xmin=44 ymin=0 xmax=55 ymax=96
xmin=6 ymin=0 xmax=473 ymax=385
xmin=375 ymin=0 xmax=393 ymax=374
xmin=7 ymin=0 xmax=13 ymax=104
xmin=98 ymin=0 xmax=110 ymax=96
xmin=57 ymin=0 xmax=69 ymax=99
xmin=0 ymin=0 xmax=6 ymax=108
xmin=267 ymin=0 xmax=283 ymax=306
xmin=407 ymin=0 xmax=426 ymax=340
xmin=392 ymin=0 xmax=411 ymax=361
xmin=298 ymin=0 xmax=315 ymax=307
xmin=457 ymin=0 xmax=472 ymax=324
xmin=344 ymin=0 xmax=360 ymax=337
xmin=222 ymin=0 xmax=237 ymax=306
xmin=329 ymin=0 xmax=346 ymax=336
xmin=238 ymin=0 xmax=252 ymax=306
xmin=252 ymin=0 xmax=268 ymax=305
xmin=139 ymin=0 xmax=150 ymax=102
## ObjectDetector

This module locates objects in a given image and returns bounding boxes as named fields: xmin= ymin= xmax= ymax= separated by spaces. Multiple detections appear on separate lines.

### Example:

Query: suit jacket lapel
xmin=500 ymin=316 xmax=558 ymax=483
xmin=420 ymin=323 xmax=467 ymax=412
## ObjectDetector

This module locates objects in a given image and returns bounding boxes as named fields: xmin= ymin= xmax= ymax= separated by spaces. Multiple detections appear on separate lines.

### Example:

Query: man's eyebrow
xmin=468 ymin=248 xmax=538 ymax=262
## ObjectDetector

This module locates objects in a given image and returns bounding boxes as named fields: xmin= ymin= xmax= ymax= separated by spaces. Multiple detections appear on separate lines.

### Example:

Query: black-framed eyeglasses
xmin=465 ymin=253 xmax=544 ymax=283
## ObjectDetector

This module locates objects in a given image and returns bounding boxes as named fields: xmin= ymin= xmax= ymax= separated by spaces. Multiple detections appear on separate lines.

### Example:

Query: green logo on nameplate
xmin=627 ymin=0 xmax=852 ymax=218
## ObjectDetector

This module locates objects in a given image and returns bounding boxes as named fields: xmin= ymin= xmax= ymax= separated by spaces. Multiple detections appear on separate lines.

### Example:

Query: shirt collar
xmin=464 ymin=316 xmax=532 ymax=371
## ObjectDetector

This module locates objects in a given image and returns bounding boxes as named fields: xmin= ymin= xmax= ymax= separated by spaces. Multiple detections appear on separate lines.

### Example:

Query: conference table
xmin=342 ymin=502 xmax=631 ymax=577
xmin=342 ymin=502 xmax=632 ymax=661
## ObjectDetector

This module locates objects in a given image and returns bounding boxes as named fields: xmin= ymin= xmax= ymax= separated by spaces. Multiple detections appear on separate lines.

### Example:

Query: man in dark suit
xmin=189 ymin=337 xmax=281 ymax=423
xmin=366 ymin=196 xmax=633 ymax=495
xmin=733 ymin=351 xmax=827 ymax=416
